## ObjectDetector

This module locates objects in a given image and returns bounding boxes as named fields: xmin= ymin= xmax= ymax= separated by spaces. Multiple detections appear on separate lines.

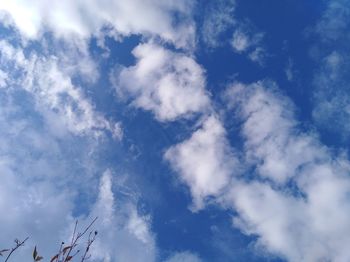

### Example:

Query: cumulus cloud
xmin=225 ymin=82 xmax=329 ymax=184
xmin=114 ymin=42 xmax=210 ymax=122
xmin=165 ymin=115 xmax=238 ymax=210
xmin=0 ymin=0 xmax=195 ymax=49
xmin=221 ymin=81 xmax=350 ymax=261
xmin=162 ymin=79 xmax=350 ymax=261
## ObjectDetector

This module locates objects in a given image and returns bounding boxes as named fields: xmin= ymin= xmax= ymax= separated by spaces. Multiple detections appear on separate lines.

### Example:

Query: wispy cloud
xmin=89 ymin=171 xmax=157 ymax=262
xmin=309 ymin=0 xmax=350 ymax=139
xmin=0 ymin=39 xmax=121 ymax=139
xmin=200 ymin=0 xmax=236 ymax=48
xmin=231 ymin=24 xmax=266 ymax=65
xmin=164 ymin=251 xmax=202 ymax=262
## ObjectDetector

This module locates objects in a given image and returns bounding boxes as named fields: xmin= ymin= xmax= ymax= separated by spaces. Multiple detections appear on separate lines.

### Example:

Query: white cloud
xmin=0 ymin=90 xmax=85 ymax=260
xmin=165 ymin=115 xmax=238 ymax=210
xmin=231 ymin=30 xmax=250 ymax=53
xmin=231 ymin=26 xmax=265 ymax=65
xmin=0 ymin=5 xmax=163 ymax=261
xmin=225 ymin=82 xmax=328 ymax=184
xmin=313 ymin=0 xmax=349 ymax=43
xmin=89 ymin=170 xmax=157 ymax=262
xmin=0 ymin=39 xmax=121 ymax=140
xmin=0 ymin=85 xmax=155 ymax=261
xmin=201 ymin=0 xmax=236 ymax=48
xmin=221 ymin=81 xmax=350 ymax=261
xmin=0 ymin=93 xmax=155 ymax=259
xmin=0 ymin=163 xmax=75 ymax=261
xmin=201 ymin=0 xmax=266 ymax=65
xmin=309 ymin=0 xmax=350 ymax=138
xmin=115 ymin=42 xmax=210 ymax=122
xmin=0 ymin=34 xmax=153 ymax=261
xmin=159 ymin=79 xmax=350 ymax=261
xmin=0 ymin=0 xmax=195 ymax=49
xmin=248 ymin=47 xmax=265 ymax=65
xmin=165 ymin=251 xmax=202 ymax=262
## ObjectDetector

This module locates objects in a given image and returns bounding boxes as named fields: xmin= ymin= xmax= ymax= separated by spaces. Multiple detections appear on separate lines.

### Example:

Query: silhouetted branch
xmin=80 ymin=230 xmax=98 ymax=262
xmin=62 ymin=217 xmax=98 ymax=262
xmin=3 ymin=237 xmax=29 ymax=262
xmin=1 ymin=217 xmax=98 ymax=262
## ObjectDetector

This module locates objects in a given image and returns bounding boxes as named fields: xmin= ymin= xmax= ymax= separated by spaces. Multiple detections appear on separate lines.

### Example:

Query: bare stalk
xmin=4 ymin=237 xmax=29 ymax=262
xmin=62 ymin=217 xmax=98 ymax=262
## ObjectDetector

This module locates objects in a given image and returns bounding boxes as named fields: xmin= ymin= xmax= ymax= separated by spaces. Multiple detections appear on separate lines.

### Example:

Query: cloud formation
xmin=201 ymin=0 xmax=236 ymax=48
xmin=231 ymin=24 xmax=265 ymax=65
xmin=164 ymin=78 xmax=350 ymax=261
xmin=0 ymin=39 xmax=121 ymax=139
xmin=89 ymin=171 xmax=157 ymax=262
xmin=223 ymin=81 xmax=350 ymax=261
xmin=0 ymin=25 xmax=152 ymax=262
xmin=310 ymin=0 xmax=350 ymax=139
xmin=115 ymin=42 xmax=210 ymax=122
xmin=165 ymin=115 xmax=237 ymax=210
xmin=0 ymin=0 xmax=195 ymax=49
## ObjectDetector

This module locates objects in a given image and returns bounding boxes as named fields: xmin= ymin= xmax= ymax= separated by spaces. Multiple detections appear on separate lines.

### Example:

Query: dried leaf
xmin=50 ymin=254 xmax=59 ymax=262
xmin=62 ymin=245 xmax=72 ymax=255
xmin=0 ymin=249 xmax=10 ymax=256
xmin=33 ymin=246 xmax=38 ymax=260
xmin=66 ymin=255 xmax=73 ymax=261
xmin=35 ymin=255 xmax=43 ymax=261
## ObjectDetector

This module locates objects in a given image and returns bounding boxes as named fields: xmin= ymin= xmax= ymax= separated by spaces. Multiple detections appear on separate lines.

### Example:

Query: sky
xmin=0 ymin=0 xmax=350 ymax=261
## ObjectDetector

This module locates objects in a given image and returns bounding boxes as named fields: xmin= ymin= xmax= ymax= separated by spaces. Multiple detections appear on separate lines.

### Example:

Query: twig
xmin=4 ymin=237 xmax=29 ymax=262
xmin=80 ymin=231 xmax=97 ymax=262
xmin=63 ymin=217 xmax=98 ymax=262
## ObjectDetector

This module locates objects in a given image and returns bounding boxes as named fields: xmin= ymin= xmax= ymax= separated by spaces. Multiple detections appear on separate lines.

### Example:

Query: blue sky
xmin=0 ymin=1 xmax=350 ymax=261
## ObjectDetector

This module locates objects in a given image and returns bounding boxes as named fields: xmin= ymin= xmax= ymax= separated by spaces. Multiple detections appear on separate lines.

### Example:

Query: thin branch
xmin=4 ymin=237 xmax=29 ymax=262
xmin=81 ymin=231 xmax=97 ymax=262
xmin=70 ymin=220 xmax=78 ymax=247
xmin=77 ymin=217 xmax=98 ymax=240
xmin=63 ymin=217 xmax=98 ymax=262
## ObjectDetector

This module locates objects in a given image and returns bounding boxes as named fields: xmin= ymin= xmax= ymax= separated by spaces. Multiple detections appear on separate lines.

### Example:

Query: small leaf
xmin=0 ymin=249 xmax=10 ymax=256
xmin=33 ymin=246 xmax=38 ymax=260
xmin=62 ymin=245 xmax=72 ymax=255
xmin=35 ymin=255 xmax=43 ymax=261
xmin=50 ymin=254 xmax=59 ymax=262
xmin=66 ymin=255 xmax=73 ymax=261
